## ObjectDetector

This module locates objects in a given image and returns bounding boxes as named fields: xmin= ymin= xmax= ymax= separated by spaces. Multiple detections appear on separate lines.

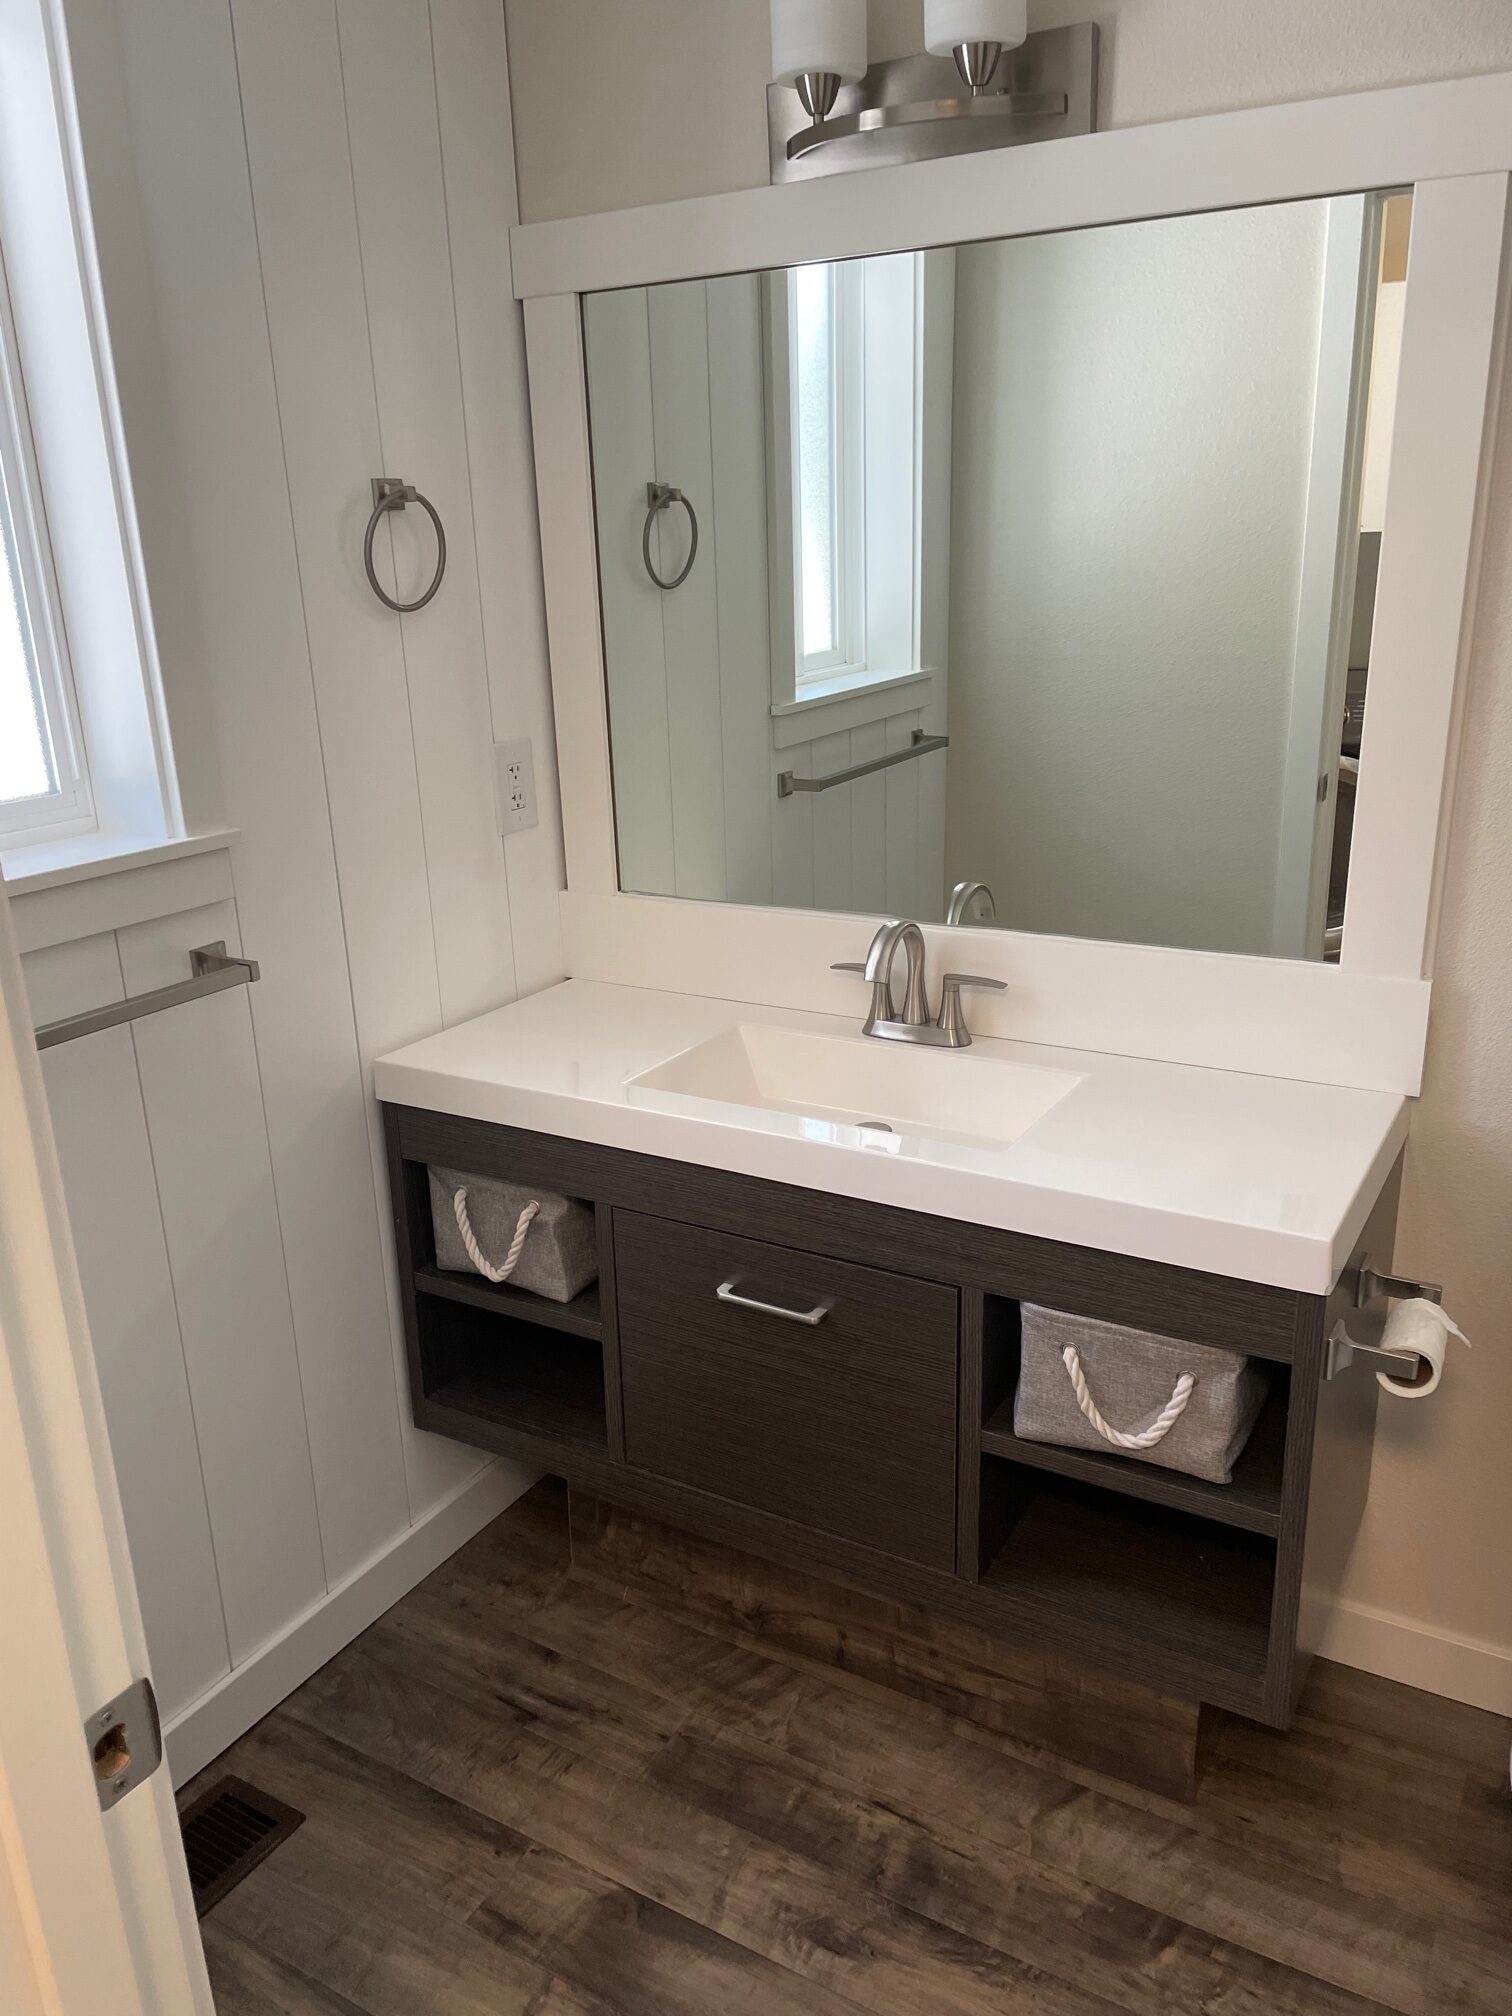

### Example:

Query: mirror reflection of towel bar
xmin=34 ymin=943 xmax=260 ymax=1051
xmin=777 ymin=729 xmax=949 ymax=799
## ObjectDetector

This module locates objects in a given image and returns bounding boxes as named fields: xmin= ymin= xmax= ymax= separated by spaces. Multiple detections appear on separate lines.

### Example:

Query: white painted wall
xmin=503 ymin=0 xmax=1512 ymax=1714
xmin=24 ymin=0 xmax=560 ymax=1775
xmin=944 ymin=203 xmax=1327 ymax=956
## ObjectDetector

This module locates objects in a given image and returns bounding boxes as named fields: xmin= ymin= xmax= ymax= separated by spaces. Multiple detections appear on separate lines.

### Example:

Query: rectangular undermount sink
xmin=627 ymin=1022 xmax=1083 ymax=1153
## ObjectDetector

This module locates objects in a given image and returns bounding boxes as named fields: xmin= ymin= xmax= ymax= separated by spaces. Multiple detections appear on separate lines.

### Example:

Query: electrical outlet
xmin=494 ymin=738 xmax=538 ymax=836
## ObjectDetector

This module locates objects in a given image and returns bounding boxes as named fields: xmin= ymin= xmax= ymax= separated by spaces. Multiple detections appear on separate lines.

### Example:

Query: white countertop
xmin=374 ymin=979 xmax=1409 ymax=1294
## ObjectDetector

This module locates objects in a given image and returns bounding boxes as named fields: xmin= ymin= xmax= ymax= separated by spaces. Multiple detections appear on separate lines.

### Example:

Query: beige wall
xmin=502 ymin=0 xmax=1512 ymax=1710
xmin=945 ymin=204 xmax=1327 ymax=957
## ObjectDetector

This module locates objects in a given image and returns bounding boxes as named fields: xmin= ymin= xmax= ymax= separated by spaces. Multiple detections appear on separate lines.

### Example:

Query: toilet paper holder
xmin=1323 ymin=1256 xmax=1443 ymax=1380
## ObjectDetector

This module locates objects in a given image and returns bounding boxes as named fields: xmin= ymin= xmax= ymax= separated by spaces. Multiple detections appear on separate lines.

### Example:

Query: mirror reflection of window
xmin=789 ymin=260 xmax=874 ymax=689
xmin=798 ymin=260 xmax=846 ymax=665
xmin=583 ymin=189 xmax=1407 ymax=962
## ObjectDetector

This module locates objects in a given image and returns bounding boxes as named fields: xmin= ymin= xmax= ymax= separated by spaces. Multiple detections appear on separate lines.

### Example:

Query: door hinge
xmin=86 ymin=1676 xmax=162 ymax=1809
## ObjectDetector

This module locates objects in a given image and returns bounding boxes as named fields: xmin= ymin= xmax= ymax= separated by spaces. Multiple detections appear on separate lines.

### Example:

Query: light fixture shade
xmin=770 ymin=0 xmax=867 ymax=87
xmin=923 ymin=0 xmax=1028 ymax=56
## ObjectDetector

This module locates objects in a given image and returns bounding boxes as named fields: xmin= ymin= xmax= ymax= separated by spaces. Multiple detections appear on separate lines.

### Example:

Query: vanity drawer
xmin=613 ymin=1210 xmax=958 ymax=1569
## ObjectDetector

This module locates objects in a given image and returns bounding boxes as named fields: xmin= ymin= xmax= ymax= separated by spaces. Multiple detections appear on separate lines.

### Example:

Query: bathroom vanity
xmin=378 ymin=980 xmax=1408 ymax=1742
xmin=374 ymin=74 xmax=1506 ymax=1790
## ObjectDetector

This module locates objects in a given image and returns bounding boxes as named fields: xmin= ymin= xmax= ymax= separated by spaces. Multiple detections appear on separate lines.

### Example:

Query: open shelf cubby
xmin=415 ymin=1262 xmax=603 ymax=1340
xmin=979 ymin=1463 xmax=1276 ymax=1687
xmin=417 ymin=1294 xmax=608 ymax=1451
xmin=980 ymin=1375 xmax=1289 ymax=1537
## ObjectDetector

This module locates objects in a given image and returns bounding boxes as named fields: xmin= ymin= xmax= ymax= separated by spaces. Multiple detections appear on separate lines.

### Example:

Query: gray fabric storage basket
xmin=1013 ymin=1303 xmax=1268 ymax=1484
xmin=428 ymin=1166 xmax=597 ymax=1305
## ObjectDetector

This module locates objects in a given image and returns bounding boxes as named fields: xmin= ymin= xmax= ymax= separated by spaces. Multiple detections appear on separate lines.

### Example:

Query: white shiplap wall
xmin=28 ymin=0 xmax=560 ymax=1778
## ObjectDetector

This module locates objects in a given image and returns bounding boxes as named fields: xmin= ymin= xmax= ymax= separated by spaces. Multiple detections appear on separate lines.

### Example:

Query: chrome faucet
xmin=832 ymin=920 xmax=1006 ymax=1049
xmin=946 ymin=879 xmax=997 ymax=927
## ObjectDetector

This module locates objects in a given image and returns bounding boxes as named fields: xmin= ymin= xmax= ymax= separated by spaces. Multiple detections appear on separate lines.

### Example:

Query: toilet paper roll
xmin=1375 ymin=1298 xmax=1470 ymax=1400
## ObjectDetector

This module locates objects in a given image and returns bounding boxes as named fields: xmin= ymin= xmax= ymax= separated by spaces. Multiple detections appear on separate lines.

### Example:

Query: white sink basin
xmin=627 ymin=1022 xmax=1082 ymax=1154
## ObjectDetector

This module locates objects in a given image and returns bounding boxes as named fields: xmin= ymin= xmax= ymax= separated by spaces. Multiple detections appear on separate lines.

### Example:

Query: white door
xmin=0 ymin=873 xmax=212 ymax=2015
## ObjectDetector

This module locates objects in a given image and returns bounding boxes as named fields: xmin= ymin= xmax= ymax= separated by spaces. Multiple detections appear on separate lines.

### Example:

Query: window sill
xmin=4 ymin=829 xmax=239 ymax=955
xmin=2 ymin=827 xmax=237 ymax=894
xmin=771 ymin=668 xmax=935 ymax=750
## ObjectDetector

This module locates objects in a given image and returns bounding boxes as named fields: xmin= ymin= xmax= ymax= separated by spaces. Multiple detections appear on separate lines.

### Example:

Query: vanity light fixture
xmin=767 ymin=12 xmax=1097 ymax=184
xmin=769 ymin=0 xmax=868 ymax=128
xmin=924 ymin=0 xmax=1028 ymax=95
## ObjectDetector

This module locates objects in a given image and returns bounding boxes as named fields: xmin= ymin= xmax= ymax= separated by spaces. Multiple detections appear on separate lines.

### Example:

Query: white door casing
xmin=0 ymin=870 xmax=212 ymax=2015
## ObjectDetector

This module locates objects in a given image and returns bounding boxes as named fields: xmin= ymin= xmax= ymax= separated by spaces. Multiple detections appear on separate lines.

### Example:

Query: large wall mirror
xmin=584 ymin=190 xmax=1412 ymax=963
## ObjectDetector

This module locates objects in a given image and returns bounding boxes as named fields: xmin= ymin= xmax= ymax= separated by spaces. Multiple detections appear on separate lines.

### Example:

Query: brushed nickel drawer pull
xmin=716 ymin=1279 xmax=830 ymax=1326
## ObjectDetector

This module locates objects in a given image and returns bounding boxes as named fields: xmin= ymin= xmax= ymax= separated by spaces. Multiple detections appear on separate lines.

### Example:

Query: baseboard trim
xmin=1320 ymin=1598 xmax=1512 ymax=1717
xmin=164 ymin=1459 xmax=539 ymax=1784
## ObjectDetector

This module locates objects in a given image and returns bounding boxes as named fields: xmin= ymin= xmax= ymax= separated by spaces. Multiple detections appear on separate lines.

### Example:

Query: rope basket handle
xmin=1061 ymin=1344 xmax=1196 ymax=1451
xmin=452 ymin=1188 xmax=539 ymax=1285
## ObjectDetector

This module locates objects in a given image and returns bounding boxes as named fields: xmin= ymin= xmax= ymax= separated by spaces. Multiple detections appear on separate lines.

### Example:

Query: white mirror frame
xmin=514 ymin=72 xmax=1512 ymax=1097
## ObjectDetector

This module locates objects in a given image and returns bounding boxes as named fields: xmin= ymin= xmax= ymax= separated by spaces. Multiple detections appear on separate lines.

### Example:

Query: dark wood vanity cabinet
xmin=615 ymin=1212 xmax=959 ymax=1570
xmin=383 ymin=1102 xmax=1390 ymax=1736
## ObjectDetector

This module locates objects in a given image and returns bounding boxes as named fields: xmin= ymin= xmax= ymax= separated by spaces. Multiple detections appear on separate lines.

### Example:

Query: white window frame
xmin=0 ymin=0 xmax=183 ymax=869
xmin=788 ymin=260 xmax=867 ymax=687
xmin=767 ymin=253 xmax=932 ymax=716
xmin=0 ymin=233 xmax=94 ymax=846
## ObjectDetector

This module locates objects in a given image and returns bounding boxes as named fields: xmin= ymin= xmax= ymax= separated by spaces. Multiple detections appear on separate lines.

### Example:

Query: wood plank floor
xmin=189 ymin=1480 xmax=1512 ymax=2016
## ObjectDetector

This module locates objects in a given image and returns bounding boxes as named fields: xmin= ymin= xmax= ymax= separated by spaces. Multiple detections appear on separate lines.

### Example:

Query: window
xmin=0 ymin=0 xmax=181 ymax=865
xmin=0 ymin=273 xmax=91 ymax=843
xmin=768 ymin=252 xmax=934 ymax=715
xmin=790 ymin=261 xmax=865 ymax=685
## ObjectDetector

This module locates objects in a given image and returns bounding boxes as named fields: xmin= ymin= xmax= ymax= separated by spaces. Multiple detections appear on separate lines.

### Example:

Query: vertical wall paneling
xmin=773 ymin=740 xmax=816 ymax=910
xmin=228 ymin=0 xmax=422 ymax=1555
xmin=849 ymin=721 xmax=889 ymax=916
xmin=707 ymin=275 xmax=775 ymax=908
xmin=109 ymin=0 xmax=413 ymax=1587
xmin=884 ymin=710 xmax=925 ymax=918
xmin=810 ymin=731 xmax=855 ymax=914
xmin=647 ymin=283 xmax=728 ymax=901
xmin=25 ymin=936 xmax=229 ymax=1723
xmin=584 ymin=289 xmax=677 ymax=894
xmin=430 ymin=0 xmax=566 ymax=998
xmin=50 ymin=0 xmax=554 ymax=1765
xmin=337 ymin=0 xmax=518 ymax=1030
xmin=115 ymin=903 xmax=326 ymax=1664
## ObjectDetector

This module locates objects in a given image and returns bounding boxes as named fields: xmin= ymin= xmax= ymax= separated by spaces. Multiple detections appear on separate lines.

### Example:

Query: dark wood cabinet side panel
xmin=595 ymin=1202 xmax=625 ymax=1462
xmin=385 ymin=1108 xmax=433 ymax=1409
xmin=957 ymin=1290 xmax=984 ymax=1580
xmin=1285 ymin=1157 xmax=1403 ymax=1714
xmin=386 ymin=1105 xmax=1304 ymax=1359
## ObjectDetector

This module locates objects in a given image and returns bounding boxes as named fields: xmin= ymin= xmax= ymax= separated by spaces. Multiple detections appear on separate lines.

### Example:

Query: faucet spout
xmin=863 ymin=920 xmax=931 ymax=1027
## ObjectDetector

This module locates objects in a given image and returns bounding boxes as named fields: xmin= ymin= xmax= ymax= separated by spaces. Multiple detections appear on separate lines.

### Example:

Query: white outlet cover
xmin=494 ymin=738 xmax=538 ymax=836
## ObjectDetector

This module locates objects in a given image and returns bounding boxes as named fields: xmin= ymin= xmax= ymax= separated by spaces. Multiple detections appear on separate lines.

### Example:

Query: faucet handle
xmin=936 ymin=973 xmax=1007 ymax=1048
xmin=941 ymin=973 xmax=1008 ymax=991
xmin=830 ymin=961 xmax=867 ymax=976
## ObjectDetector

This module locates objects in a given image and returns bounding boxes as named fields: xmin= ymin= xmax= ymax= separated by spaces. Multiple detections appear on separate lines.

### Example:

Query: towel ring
xmin=642 ymin=481 xmax=699 ymax=592
xmin=364 ymin=475 xmax=447 ymax=613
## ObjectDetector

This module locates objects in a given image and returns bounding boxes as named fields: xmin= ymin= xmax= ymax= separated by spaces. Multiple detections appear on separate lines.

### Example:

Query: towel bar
xmin=34 ymin=942 xmax=260 ymax=1051
xmin=778 ymin=729 xmax=949 ymax=799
